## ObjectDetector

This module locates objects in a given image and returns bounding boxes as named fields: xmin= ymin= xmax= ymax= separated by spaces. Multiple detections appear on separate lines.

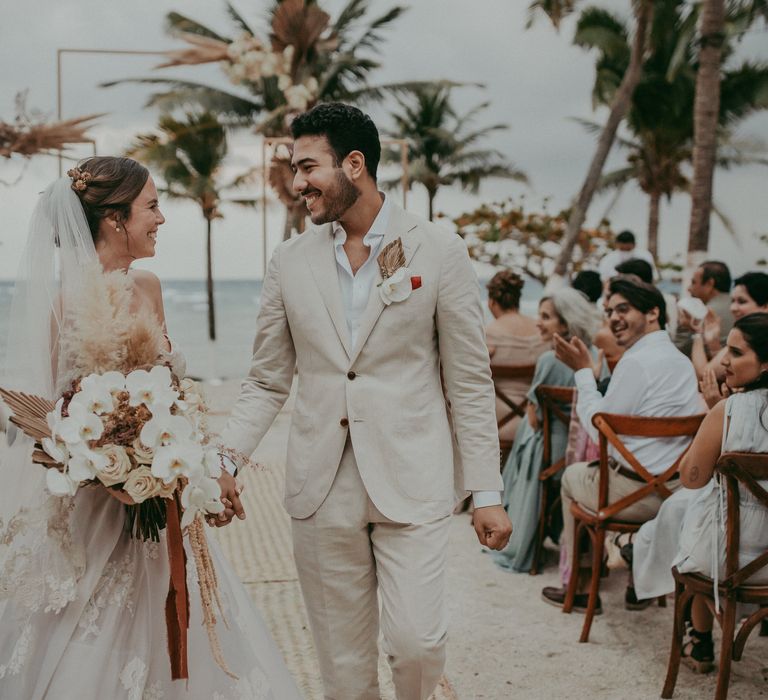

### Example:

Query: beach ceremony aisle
xmin=204 ymin=379 xmax=767 ymax=700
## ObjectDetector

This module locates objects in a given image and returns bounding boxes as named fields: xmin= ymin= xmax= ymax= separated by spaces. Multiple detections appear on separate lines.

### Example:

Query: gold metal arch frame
xmin=261 ymin=136 xmax=410 ymax=277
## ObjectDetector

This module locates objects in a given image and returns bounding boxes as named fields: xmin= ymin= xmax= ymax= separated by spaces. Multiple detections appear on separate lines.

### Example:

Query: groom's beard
xmin=304 ymin=169 xmax=360 ymax=225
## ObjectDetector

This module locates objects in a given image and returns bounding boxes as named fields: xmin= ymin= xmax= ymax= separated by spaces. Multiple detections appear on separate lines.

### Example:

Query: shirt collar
xmin=332 ymin=193 xmax=391 ymax=247
xmin=624 ymin=329 xmax=669 ymax=356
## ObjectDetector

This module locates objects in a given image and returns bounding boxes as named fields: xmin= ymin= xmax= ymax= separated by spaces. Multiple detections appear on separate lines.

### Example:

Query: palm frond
xmin=225 ymin=2 xmax=255 ymax=35
xmin=165 ymin=11 xmax=229 ymax=41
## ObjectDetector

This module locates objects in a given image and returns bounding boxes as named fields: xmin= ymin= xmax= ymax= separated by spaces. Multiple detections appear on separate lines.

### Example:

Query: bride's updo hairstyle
xmin=67 ymin=157 xmax=149 ymax=242
xmin=487 ymin=270 xmax=525 ymax=311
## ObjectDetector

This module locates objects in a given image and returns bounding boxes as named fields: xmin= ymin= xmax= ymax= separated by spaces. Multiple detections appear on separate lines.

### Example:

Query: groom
xmin=221 ymin=103 xmax=511 ymax=700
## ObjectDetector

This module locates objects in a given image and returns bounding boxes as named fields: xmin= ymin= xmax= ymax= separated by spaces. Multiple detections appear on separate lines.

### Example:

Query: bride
xmin=0 ymin=157 xmax=303 ymax=699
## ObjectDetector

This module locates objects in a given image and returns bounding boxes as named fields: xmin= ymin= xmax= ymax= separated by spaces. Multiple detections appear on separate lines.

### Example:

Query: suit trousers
xmin=560 ymin=460 xmax=681 ymax=577
xmin=291 ymin=437 xmax=450 ymax=700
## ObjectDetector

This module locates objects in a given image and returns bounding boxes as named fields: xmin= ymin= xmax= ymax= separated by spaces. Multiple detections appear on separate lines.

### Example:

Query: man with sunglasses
xmin=540 ymin=275 xmax=703 ymax=612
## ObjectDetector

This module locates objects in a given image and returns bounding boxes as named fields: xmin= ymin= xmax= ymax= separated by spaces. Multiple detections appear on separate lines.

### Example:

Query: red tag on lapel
xmin=410 ymin=276 xmax=422 ymax=290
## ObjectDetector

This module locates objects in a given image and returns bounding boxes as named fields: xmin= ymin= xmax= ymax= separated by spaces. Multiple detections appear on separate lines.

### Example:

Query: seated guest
xmin=492 ymin=288 xmax=601 ymax=573
xmin=691 ymin=271 xmax=768 ymax=384
xmin=572 ymin=270 xmax=602 ymax=304
xmin=541 ymin=276 xmax=703 ymax=611
xmin=675 ymin=260 xmax=734 ymax=356
xmin=615 ymin=258 xmax=678 ymax=336
xmin=598 ymin=230 xmax=656 ymax=282
xmin=486 ymin=270 xmax=549 ymax=443
xmin=623 ymin=313 xmax=768 ymax=672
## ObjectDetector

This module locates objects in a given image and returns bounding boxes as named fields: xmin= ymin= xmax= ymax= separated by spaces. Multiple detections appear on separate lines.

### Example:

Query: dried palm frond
xmin=0 ymin=114 xmax=101 ymax=159
xmin=156 ymin=32 xmax=231 ymax=68
xmin=377 ymin=237 xmax=406 ymax=278
xmin=0 ymin=388 xmax=54 ymax=442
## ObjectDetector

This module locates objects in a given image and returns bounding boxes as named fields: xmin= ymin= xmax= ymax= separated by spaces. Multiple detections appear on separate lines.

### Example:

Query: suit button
xmin=340 ymin=418 xmax=349 ymax=427
xmin=347 ymin=371 xmax=356 ymax=380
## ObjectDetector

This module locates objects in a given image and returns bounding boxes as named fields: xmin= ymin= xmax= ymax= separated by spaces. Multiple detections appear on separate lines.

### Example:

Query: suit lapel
xmin=349 ymin=205 xmax=421 ymax=366
xmin=305 ymin=226 xmax=352 ymax=358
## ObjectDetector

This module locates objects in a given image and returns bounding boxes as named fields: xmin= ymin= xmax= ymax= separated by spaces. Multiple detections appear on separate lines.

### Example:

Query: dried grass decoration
xmin=0 ymin=264 xmax=235 ymax=680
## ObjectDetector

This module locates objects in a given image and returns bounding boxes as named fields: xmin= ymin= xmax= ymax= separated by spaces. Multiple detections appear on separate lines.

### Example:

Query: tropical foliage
xmin=382 ymin=85 xmax=527 ymax=220
xmin=126 ymin=112 xmax=256 ymax=341
xmin=577 ymin=1 xmax=768 ymax=259
xmin=454 ymin=198 xmax=613 ymax=284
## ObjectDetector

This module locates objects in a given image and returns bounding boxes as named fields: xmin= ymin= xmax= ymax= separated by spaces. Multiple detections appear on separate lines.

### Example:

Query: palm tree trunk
xmin=686 ymin=0 xmax=725 ymax=270
xmin=550 ymin=0 xmax=654 ymax=283
xmin=647 ymin=191 xmax=661 ymax=261
xmin=206 ymin=218 xmax=216 ymax=341
xmin=428 ymin=188 xmax=436 ymax=222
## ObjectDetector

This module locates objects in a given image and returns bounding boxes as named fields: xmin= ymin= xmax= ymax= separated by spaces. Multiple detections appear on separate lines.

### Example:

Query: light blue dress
xmin=492 ymin=351 xmax=577 ymax=573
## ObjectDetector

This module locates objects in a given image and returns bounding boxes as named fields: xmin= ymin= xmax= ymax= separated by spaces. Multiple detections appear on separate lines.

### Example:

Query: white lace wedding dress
xmin=0 ymin=345 xmax=303 ymax=700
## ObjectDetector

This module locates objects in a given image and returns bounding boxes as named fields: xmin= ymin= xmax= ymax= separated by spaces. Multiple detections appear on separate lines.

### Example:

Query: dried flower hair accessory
xmin=66 ymin=167 xmax=92 ymax=192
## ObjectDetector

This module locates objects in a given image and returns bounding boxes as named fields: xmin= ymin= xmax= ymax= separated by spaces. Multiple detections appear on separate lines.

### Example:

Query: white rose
xmin=132 ymin=437 xmax=155 ymax=465
xmin=379 ymin=266 xmax=413 ymax=306
xmin=123 ymin=466 xmax=163 ymax=504
xmin=94 ymin=445 xmax=133 ymax=487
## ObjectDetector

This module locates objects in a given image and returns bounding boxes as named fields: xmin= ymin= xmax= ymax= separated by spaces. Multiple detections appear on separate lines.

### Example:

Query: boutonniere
xmin=377 ymin=238 xmax=421 ymax=306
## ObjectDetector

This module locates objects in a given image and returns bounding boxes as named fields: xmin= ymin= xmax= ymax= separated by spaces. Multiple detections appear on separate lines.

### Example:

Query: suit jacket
xmin=222 ymin=203 xmax=502 ymax=523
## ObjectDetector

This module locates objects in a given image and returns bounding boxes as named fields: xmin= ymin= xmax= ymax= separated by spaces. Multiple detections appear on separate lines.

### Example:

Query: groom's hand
xmin=207 ymin=471 xmax=246 ymax=527
xmin=473 ymin=505 xmax=512 ymax=550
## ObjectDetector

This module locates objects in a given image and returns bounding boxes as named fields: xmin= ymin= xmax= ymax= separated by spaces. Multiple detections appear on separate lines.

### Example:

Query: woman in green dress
xmin=492 ymin=288 xmax=601 ymax=573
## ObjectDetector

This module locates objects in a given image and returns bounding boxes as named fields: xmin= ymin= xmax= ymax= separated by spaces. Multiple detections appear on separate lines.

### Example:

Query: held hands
xmin=553 ymin=333 xmax=593 ymax=373
xmin=206 ymin=470 xmax=246 ymax=527
xmin=473 ymin=505 xmax=512 ymax=550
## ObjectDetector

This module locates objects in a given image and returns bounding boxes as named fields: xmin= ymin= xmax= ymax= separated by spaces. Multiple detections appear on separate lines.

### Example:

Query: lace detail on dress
xmin=0 ymin=496 xmax=84 ymax=615
xmin=0 ymin=623 xmax=32 ymax=679
xmin=120 ymin=657 xmax=148 ymax=700
xmin=77 ymin=552 xmax=136 ymax=639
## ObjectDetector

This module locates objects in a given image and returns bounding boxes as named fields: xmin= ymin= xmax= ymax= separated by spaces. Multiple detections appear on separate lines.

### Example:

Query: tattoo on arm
xmin=688 ymin=464 xmax=701 ymax=484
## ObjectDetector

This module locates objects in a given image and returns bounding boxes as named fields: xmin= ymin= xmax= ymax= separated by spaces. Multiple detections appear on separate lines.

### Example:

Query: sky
xmin=1 ymin=0 xmax=767 ymax=281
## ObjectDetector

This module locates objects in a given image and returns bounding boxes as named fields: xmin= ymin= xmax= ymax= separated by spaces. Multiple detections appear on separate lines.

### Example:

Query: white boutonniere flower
xmin=379 ymin=266 xmax=414 ymax=306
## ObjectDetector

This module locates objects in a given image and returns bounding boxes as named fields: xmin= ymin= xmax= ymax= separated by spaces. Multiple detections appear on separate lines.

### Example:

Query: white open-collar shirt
xmin=333 ymin=195 xmax=500 ymax=509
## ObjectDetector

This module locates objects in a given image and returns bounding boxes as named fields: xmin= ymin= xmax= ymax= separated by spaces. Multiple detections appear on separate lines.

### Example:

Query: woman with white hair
xmin=492 ymin=288 xmax=603 ymax=573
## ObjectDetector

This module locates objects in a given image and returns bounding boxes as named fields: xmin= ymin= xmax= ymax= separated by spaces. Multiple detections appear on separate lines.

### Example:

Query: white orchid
xmin=181 ymin=476 xmax=224 ymax=529
xmin=46 ymin=397 xmax=66 ymax=436
xmin=70 ymin=375 xmax=116 ymax=415
xmin=67 ymin=445 xmax=109 ymax=482
xmin=41 ymin=436 xmax=69 ymax=464
xmin=125 ymin=366 xmax=178 ymax=409
xmin=379 ymin=266 xmax=414 ymax=306
xmin=140 ymin=408 xmax=194 ymax=448
xmin=57 ymin=402 xmax=104 ymax=446
xmin=46 ymin=468 xmax=78 ymax=497
xmin=151 ymin=443 xmax=205 ymax=484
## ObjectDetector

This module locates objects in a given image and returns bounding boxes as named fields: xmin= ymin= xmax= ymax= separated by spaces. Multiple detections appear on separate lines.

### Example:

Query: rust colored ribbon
xmin=165 ymin=493 xmax=190 ymax=680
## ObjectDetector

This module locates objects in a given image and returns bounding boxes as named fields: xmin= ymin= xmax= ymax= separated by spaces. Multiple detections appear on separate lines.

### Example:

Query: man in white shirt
xmin=540 ymin=276 xmax=702 ymax=612
xmin=598 ymin=230 xmax=657 ymax=282
xmin=219 ymin=103 xmax=511 ymax=700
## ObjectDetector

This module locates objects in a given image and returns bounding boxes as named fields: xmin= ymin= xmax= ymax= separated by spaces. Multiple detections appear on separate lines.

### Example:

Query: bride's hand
xmin=207 ymin=470 xmax=246 ymax=527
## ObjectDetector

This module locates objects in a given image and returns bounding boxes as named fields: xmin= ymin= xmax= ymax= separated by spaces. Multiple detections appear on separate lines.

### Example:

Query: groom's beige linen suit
xmin=223 ymin=201 xmax=502 ymax=699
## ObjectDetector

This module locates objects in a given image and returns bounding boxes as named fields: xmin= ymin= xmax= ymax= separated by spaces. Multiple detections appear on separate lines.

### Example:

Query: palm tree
xmin=126 ymin=112 xmax=256 ymax=341
xmin=105 ymin=1 xmax=436 ymax=240
xmin=574 ymin=3 xmax=768 ymax=259
xmin=529 ymin=0 xmax=655 ymax=284
xmin=382 ymin=86 xmax=527 ymax=221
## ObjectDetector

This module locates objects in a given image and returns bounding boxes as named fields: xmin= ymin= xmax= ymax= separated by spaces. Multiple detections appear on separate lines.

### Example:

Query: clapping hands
xmin=700 ymin=366 xmax=730 ymax=409
xmin=553 ymin=333 xmax=594 ymax=372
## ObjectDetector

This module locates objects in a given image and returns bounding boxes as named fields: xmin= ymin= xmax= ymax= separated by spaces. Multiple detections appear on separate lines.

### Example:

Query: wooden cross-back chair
xmin=662 ymin=452 xmax=768 ymax=700
xmin=529 ymin=384 xmax=575 ymax=575
xmin=564 ymin=411 xmax=706 ymax=642
xmin=490 ymin=363 xmax=537 ymax=466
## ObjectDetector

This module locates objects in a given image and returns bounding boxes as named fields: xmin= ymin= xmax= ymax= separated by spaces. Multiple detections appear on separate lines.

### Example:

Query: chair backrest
xmin=716 ymin=452 xmax=768 ymax=589
xmin=591 ymin=412 xmax=706 ymax=520
xmin=490 ymin=363 xmax=537 ymax=433
xmin=535 ymin=385 xmax=575 ymax=471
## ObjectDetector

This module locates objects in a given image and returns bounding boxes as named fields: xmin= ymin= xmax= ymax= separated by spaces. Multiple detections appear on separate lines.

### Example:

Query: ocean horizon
xmin=0 ymin=277 xmax=544 ymax=381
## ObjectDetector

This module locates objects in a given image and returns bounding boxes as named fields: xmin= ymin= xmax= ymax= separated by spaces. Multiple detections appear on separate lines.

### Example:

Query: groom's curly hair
xmin=290 ymin=103 xmax=381 ymax=181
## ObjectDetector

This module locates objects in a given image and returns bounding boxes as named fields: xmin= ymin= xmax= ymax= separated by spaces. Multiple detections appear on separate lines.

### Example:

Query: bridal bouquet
xmin=39 ymin=366 xmax=223 ymax=539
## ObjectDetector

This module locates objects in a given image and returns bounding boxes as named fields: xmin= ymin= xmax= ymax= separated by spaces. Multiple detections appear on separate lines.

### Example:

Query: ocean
xmin=0 ymin=277 xmax=544 ymax=381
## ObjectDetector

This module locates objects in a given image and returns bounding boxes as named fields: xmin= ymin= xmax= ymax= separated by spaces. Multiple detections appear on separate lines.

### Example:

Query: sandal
xmin=681 ymin=627 xmax=715 ymax=674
